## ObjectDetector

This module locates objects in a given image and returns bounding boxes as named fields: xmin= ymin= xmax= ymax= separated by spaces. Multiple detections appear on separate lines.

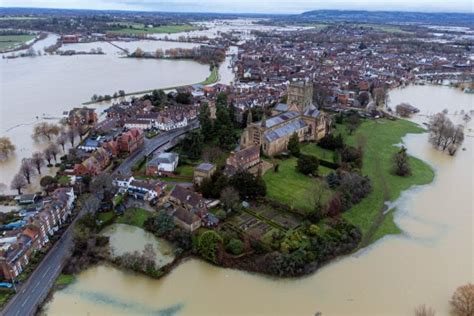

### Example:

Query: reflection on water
xmin=45 ymin=87 xmax=473 ymax=316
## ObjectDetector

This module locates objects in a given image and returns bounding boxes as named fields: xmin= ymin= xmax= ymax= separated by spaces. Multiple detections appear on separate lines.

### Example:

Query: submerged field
xmin=108 ymin=24 xmax=198 ymax=35
xmin=0 ymin=34 xmax=35 ymax=51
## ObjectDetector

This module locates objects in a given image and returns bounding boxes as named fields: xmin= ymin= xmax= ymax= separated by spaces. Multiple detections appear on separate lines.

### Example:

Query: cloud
xmin=1 ymin=0 xmax=472 ymax=13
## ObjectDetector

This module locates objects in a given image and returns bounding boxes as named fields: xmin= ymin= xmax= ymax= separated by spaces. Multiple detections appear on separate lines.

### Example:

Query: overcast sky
xmin=1 ymin=0 xmax=472 ymax=14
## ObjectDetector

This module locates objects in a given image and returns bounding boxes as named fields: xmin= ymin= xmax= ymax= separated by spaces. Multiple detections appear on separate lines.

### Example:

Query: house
xmin=170 ymin=207 xmax=201 ymax=232
xmin=146 ymin=152 xmax=179 ymax=176
xmin=117 ymin=128 xmax=144 ymax=154
xmin=0 ymin=187 xmax=75 ymax=280
xmin=193 ymin=163 xmax=216 ymax=185
xmin=68 ymin=107 xmax=97 ymax=126
xmin=169 ymin=186 xmax=207 ymax=216
xmin=225 ymin=146 xmax=260 ymax=176
xmin=73 ymin=147 xmax=110 ymax=176
xmin=113 ymin=176 xmax=163 ymax=201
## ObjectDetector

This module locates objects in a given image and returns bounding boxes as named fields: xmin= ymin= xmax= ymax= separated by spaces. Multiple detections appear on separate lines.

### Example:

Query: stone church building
xmin=240 ymin=80 xmax=329 ymax=156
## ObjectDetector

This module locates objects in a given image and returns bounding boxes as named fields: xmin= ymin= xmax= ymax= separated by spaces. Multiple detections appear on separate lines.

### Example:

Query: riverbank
xmin=82 ymin=65 xmax=219 ymax=105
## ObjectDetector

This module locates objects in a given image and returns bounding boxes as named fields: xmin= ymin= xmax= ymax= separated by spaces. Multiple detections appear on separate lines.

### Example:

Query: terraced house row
xmin=0 ymin=188 xmax=75 ymax=280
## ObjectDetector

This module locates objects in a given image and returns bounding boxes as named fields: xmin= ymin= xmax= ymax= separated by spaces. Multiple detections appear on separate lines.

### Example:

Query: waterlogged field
xmin=0 ymin=34 xmax=35 ymax=51
xmin=108 ymin=24 xmax=198 ymax=35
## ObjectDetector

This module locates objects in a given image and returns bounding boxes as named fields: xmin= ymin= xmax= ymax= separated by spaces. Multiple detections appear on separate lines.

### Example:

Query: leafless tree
xmin=32 ymin=122 xmax=60 ymax=142
xmin=0 ymin=137 xmax=16 ymax=161
xmin=31 ymin=151 xmax=45 ymax=175
xmin=450 ymin=283 xmax=474 ymax=316
xmin=429 ymin=113 xmax=465 ymax=152
xmin=19 ymin=158 xmax=36 ymax=184
xmin=90 ymin=173 xmax=114 ymax=200
xmin=142 ymin=243 xmax=156 ymax=269
xmin=373 ymin=87 xmax=388 ymax=107
xmin=43 ymin=146 xmax=54 ymax=165
xmin=414 ymin=304 xmax=435 ymax=316
xmin=67 ymin=127 xmax=78 ymax=147
xmin=48 ymin=143 xmax=60 ymax=162
xmin=220 ymin=186 xmax=240 ymax=212
xmin=79 ymin=194 xmax=100 ymax=214
xmin=57 ymin=132 xmax=67 ymax=152
xmin=10 ymin=174 xmax=27 ymax=195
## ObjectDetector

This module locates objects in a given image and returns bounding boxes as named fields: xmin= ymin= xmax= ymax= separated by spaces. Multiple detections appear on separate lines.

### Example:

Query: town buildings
xmin=0 ymin=188 xmax=75 ymax=280
xmin=193 ymin=163 xmax=216 ymax=185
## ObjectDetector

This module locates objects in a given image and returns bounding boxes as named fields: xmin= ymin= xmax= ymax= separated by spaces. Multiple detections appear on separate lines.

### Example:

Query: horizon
xmin=1 ymin=0 xmax=473 ymax=14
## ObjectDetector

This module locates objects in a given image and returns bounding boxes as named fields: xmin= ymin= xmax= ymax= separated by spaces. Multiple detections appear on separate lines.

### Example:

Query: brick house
xmin=117 ymin=128 xmax=144 ymax=154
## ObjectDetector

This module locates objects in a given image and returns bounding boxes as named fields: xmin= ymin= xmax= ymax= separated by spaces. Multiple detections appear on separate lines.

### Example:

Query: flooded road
xmin=44 ymin=85 xmax=473 ymax=315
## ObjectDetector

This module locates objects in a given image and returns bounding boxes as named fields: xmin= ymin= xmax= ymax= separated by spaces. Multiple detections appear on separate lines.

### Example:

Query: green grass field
xmin=0 ymin=34 xmax=35 ymax=51
xmin=54 ymin=274 xmax=75 ymax=287
xmin=339 ymin=119 xmax=434 ymax=242
xmin=175 ymin=164 xmax=195 ymax=177
xmin=116 ymin=208 xmax=151 ymax=228
xmin=108 ymin=24 xmax=198 ymax=35
xmin=200 ymin=66 xmax=219 ymax=85
xmin=264 ymin=157 xmax=332 ymax=212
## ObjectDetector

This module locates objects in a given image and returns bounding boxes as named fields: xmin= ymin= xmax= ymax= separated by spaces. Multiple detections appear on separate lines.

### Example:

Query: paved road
xmin=2 ymin=210 xmax=85 ymax=316
xmin=2 ymin=121 xmax=199 ymax=316
xmin=114 ymin=119 xmax=199 ymax=175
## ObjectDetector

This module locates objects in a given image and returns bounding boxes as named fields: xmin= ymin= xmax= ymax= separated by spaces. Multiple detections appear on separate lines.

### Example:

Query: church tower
xmin=287 ymin=80 xmax=313 ymax=113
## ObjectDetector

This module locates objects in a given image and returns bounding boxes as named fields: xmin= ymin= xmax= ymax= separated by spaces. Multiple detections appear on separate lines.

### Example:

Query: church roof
xmin=303 ymin=104 xmax=321 ymax=118
xmin=258 ymin=111 xmax=299 ymax=129
xmin=264 ymin=118 xmax=307 ymax=142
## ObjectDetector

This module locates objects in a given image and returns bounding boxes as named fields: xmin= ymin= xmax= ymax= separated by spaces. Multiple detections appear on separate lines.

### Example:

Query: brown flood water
xmin=45 ymin=85 xmax=473 ymax=316
xmin=0 ymin=42 xmax=210 ymax=193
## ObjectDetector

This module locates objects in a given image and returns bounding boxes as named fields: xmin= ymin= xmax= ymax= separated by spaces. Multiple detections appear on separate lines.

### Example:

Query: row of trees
xmin=91 ymin=90 xmax=126 ymax=102
xmin=428 ymin=112 xmax=465 ymax=155
xmin=10 ymin=122 xmax=85 ymax=194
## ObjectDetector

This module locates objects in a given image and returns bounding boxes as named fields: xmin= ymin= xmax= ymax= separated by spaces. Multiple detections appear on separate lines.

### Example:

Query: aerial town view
xmin=0 ymin=0 xmax=472 ymax=315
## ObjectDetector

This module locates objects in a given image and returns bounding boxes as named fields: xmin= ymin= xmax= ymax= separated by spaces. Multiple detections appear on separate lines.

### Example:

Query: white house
xmin=146 ymin=152 xmax=179 ymax=174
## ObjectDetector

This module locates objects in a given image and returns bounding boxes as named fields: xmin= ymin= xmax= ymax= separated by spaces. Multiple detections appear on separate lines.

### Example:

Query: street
xmin=1 ymin=120 xmax=199 ymax=316
xmin=114 ymin=119 xmax=199 ymax=175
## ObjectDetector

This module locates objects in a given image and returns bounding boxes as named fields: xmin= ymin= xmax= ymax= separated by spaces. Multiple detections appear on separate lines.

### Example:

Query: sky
xmin=1 ymin=0 xmax=472 ymax=14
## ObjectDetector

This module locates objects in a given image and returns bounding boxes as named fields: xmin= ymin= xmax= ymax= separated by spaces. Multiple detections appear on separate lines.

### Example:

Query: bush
xmin=340 ymin=145 xmax=363 ymax=169
xmin=296 ymin=154 xmax=319 ymax=175
xmin=318 ymin=134 xmax=344 ymax=150
xmin=226 ymin=238 xmax=244 ymax=255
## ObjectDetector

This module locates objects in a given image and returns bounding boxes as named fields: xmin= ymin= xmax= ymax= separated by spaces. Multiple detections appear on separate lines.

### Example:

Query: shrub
xmin=296 ymin=154 xmax=319 ymax=175
xmin=340 ymin=145 xmax=363 ymax=169
xmin=226 ymin=238 xmax=244 ymax=255
xmin=318 ymin=134 xmax=344 ymax=150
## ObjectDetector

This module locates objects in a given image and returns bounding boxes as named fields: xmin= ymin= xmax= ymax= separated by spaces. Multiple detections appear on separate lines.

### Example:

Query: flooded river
xmin=0 ymin=36 xmax=210 ymax=192
xmin=44 ymin=85 xmax=473 ymax=315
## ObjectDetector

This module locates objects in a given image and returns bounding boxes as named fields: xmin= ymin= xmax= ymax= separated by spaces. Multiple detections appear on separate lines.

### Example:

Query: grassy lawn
xmin=57 ymin=175 xmax=70 ymax=186
xmin=109 ymin=24 xmax=197 ymax=35
xmin=54 ymin=274 xmax=75 ymax=287
xmin=264 ymin=158 xmax=332 ymax=212
xmin=0 ymin=34 xmax=35 ymax=51
xmin=97 ymin=211 xmax=115 ymax=223
xmin=0 ymin=289 xmax=14 ymax=308
xmin=175 ymin=164 xmax=194 ymax=177
xmin=116 ymin=207 xmax=151 ymax=228
xmin=200 ymin=66 xmax=219 ymax=85
xmin=339 ymin=119 xmax=434 ymax=240
xmin=301 ymin=143 xmax=334 ymax=161
xmin=359 ymin=23 xmax=412 ymax=34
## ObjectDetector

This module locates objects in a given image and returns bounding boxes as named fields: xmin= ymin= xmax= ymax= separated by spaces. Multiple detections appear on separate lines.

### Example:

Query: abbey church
xmin=240 ymin=80 xmax=330 ymax=156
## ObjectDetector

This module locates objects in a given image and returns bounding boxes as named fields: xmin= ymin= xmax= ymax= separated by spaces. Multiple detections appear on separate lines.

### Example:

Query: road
xmin=2 ymin=210 xmax=84 ymax=316
xmin=114 ymin=119 xmax=199 ymax=175
xmin=2 ymin=120 xmax=199 ymax=316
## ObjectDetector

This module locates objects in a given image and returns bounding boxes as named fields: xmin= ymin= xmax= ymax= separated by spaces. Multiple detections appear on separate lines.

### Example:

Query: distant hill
xmin=299 ymin=10 xmax=474 ymax=27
